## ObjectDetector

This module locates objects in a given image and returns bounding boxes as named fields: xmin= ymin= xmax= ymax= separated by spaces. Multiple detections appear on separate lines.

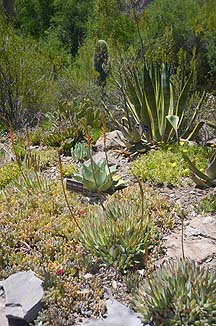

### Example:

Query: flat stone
xmin=79 ymin=299 xmax=143 ymax=326
xmin=161 ymin=210 xmax=216 ymax=265
xmin=3 ymin=271 xmax=43 ymax=323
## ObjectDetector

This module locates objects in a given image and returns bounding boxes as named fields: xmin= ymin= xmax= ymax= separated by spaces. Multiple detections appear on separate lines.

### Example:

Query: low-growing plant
xmin=197 ymin=193 xmax=216 ymax=213
xmin=131 ymin=143 xmax=212 ymax=186
xmin=61 ymin=163 xmax=77 ymax=177
xmin=0 ymin=162 xmax=21 ymax=189
xmin=71 ymin=142 xmax=91 ymax=162
xmin=133 ymin=259 xmax=216 ymax=325
xmin=80 ymin=185 xmax=176 ymax=271
xmin=0 ymin=179 xmax=105 ymax=325
xmin=72 ymin=159 xmax=123 ymax=193
xmin=80 ymin=200 xmax=158 ymax=271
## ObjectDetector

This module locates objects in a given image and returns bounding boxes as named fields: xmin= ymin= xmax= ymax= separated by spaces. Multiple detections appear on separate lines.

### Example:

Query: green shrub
xmin=134 ymin=259 xmax=216 ymax=325
xmin=131 ymin=144 xmax=212 ymax=186
xmin=0 ymin=17 xmax=56 ymax=128
xmin=0 ymin=162 xmax=21 ymax=189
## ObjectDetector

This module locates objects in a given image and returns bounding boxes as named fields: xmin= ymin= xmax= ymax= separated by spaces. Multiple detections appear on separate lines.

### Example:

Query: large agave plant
xmin=72 ymin=159 xmax=123 ymax=192
xmin=184 ymin=151 xmax=216 ymax=187
xmin=117 ymin=63 xmax=206 ymax=144
xmin=134 ymin=259 xmax=216 ymax=325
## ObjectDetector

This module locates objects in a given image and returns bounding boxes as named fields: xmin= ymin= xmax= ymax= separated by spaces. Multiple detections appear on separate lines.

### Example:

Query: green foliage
xmin=134 ymin=259 xmax=216 ymax=325
xmin=15 ymin=0 xmax=54 ymax=37
xmin=184 ymin=150 xmax=216 ymax=188
xmin=81 ymin=185 xmax=176 ymax=271
xmin=50 ymin=0 xmax=95 ymax=55
xmin=31 ymin=148 xmax=58 ymax=170
xmin=131 ymin=143 xmax=212 ymax=186
xmin=89 ymin=0 xmax=136 ymax=49
xmin=198 ymin=193 xmax=216 ymax=214
xmin=0 ymin=162 xmax=21 ymax=189
xmin=72 ymin=159 xmax=119 ymax=193
xmin=61 ymin=162 xmax=77 ymax=177
xmin=93 ymin=40 xmax=109 ymax=86
xmin=43 ymin=127 xmax=81 ymax=152
xmin=117 ymin=62 xmax=205 ymax=147
xmin=71 ymin=142 xmax=91 ymax=163
xmin=81 ymin=199 xmax=156 ymax=271
xmin=0 ymin=17 xmax=56 ymax=128
xmin=141 ymin=0 xmax=216 ymax=89
xmin=0 ymin=181 xmax=105 ymax=325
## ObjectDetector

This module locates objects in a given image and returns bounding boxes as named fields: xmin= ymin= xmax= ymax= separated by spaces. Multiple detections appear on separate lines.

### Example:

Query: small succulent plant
xmin=134 ymin=259 xmax=216 ymax=325
xmin=80 ymin=199 xmax=158 ymax=271
xmin=72 ymin=159 xmax=123 ymax=193
xmin=184 ymin=151 xmax=216 ymax=187
xmin=71 ymin=142 xmax=91 ymax=162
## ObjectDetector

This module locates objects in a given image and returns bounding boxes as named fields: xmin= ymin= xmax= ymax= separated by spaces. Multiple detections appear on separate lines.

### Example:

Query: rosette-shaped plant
xmin=134 ymin=259 xmax=216 ymax=325
xmin=72 ymin=159 xmax=123 ymax=193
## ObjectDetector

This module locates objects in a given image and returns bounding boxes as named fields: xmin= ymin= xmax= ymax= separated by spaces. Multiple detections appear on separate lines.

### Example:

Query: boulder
xmin=95 ymin=131 xmax=126 ymax=151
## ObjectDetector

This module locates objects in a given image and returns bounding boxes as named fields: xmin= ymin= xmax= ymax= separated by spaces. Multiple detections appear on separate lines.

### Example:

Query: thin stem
xmin=181 ymin=210 xmax=185 ymax=260
xmin=86 ymin=129 xmax=106 ymax=211
xmin=102 ymin=120 xmax=113 ymax=189
xmin=58 ymin=151 xmax=84 ymax=234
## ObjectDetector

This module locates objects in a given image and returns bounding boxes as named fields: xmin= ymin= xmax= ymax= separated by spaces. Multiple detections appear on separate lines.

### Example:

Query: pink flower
xmin=56 ymin=269 xmax=64 ymax=276
xmin=79 ymin=209 xmax=85 ymax=215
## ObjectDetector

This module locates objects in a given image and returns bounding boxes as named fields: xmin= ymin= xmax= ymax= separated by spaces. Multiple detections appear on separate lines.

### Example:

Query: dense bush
xmin=141 ymin=0 xmax=216 ymax=89
xmin=0 ymin=16 xmax=56 ymax=128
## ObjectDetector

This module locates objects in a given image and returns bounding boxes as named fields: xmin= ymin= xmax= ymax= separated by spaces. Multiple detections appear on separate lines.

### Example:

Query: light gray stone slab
xmin=3 ymin=271 xmax=43 ymax=323
xmin=79 ymin=299 xmax=143 ymax=326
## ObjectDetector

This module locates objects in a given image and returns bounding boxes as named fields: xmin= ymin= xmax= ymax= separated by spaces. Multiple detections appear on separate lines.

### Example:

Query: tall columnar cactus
xmin=93 ymin=40 xmax=109 ymax=86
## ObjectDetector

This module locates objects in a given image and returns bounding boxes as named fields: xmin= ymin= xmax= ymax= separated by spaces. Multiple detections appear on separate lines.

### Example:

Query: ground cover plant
xmin=131 ymin=143 xmax=214 ymax=186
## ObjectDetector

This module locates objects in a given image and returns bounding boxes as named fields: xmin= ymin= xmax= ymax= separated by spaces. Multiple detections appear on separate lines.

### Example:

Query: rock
xmin=79 ymin=299 xmax=143 ymax=326
xmin=95 ymin=131 xmax=126 ymax=151
xmin=1 ymin=271 xmax=43 ymax=323
xmin=163 ymin=214 xmax=216 ymax=263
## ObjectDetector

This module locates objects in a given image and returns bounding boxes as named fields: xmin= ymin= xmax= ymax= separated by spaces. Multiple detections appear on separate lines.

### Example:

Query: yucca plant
xmin=134 ymin=259 xmax=216 ymax=325
xmin=72 ymin=159 xmax=124 ymax=193
xmin=184 ymin=150 xmax=216 ymax=187
xmin=117 ymin=63 xmax=207 ymax=145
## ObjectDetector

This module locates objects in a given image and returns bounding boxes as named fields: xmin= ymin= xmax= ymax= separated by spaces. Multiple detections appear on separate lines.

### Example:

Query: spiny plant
xmin=80 ymin=199 xmax=158 ymax=271
xmin=93 ymin=40 xmax=109 ymax=87
xmin=184 ymin=150 xmax=216 ymax=187
xmin=133 ymin=259 xmax=216 ymax=326
xmin=114 ymin=62 xmax=210 ymax=151
xmin=80 ymin=185 xmax=176 ymax=271
xmin=72 ymin=158 xmax=121 ymax=193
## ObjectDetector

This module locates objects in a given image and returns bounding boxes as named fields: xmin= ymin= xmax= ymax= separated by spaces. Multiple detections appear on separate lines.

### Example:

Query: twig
xmin=58 ymin=150 xmax=84 ymax=234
